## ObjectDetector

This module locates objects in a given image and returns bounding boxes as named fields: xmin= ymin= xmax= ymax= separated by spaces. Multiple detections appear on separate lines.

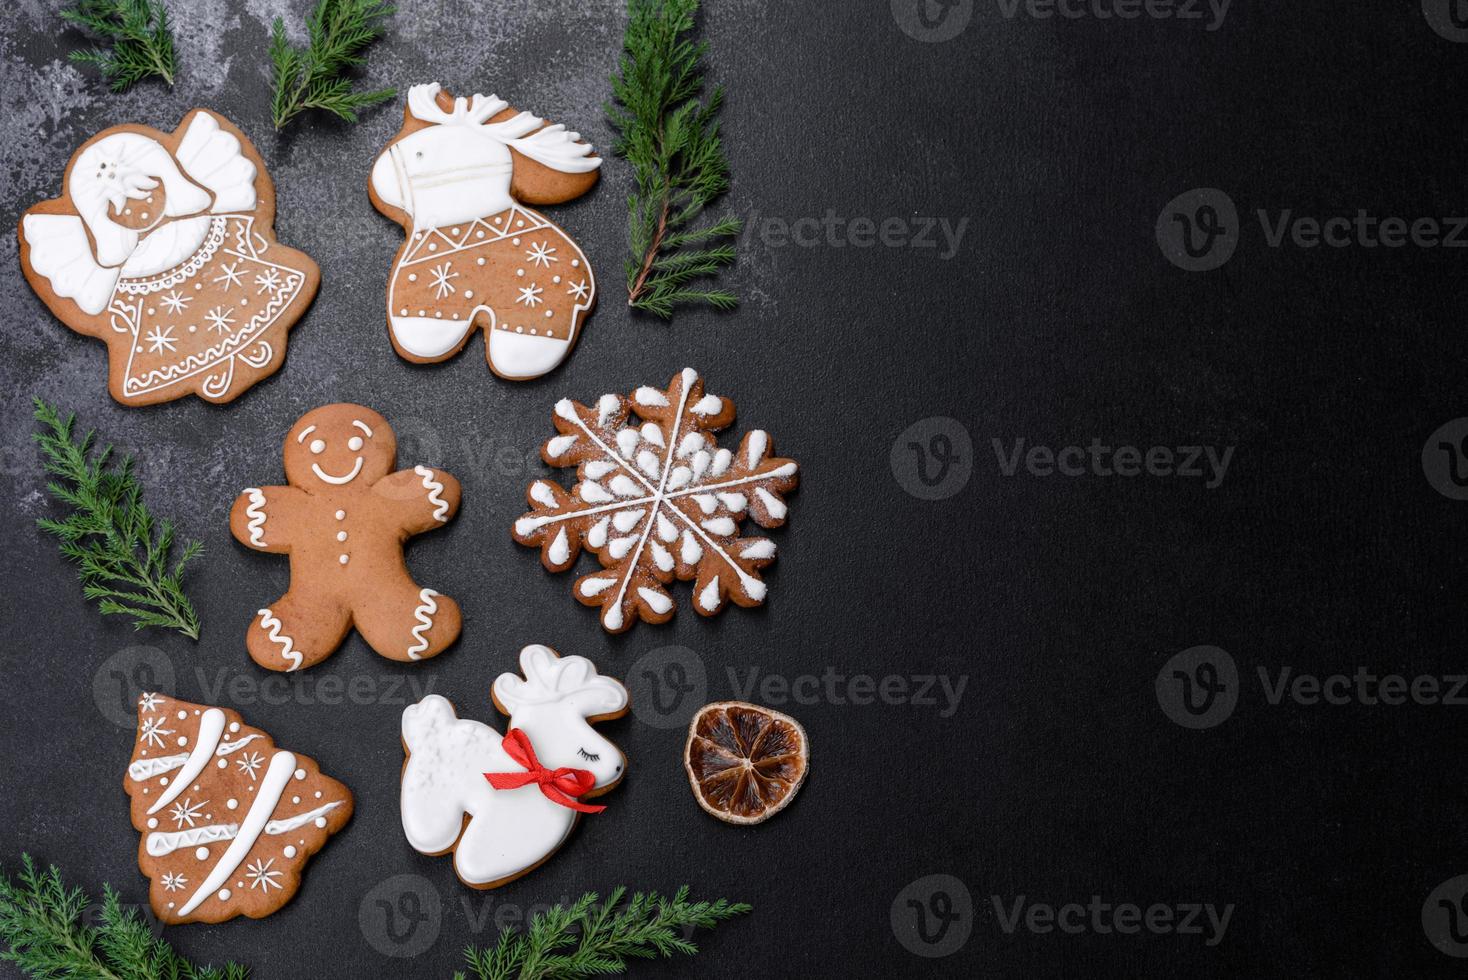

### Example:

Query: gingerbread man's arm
xmin=372 ymin=466 xmax=461 ymax=534
xmin=230 ymin=485 xmax=305 ymax=553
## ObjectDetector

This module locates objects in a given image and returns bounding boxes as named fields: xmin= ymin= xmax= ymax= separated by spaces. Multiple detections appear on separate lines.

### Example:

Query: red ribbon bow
xmin=484 ymin=728 xmax=606 ymax=814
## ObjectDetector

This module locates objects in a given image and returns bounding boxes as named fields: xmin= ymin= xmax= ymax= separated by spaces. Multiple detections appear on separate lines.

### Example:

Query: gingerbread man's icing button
xmin=229 ymin=404 xmax=463 ymax=671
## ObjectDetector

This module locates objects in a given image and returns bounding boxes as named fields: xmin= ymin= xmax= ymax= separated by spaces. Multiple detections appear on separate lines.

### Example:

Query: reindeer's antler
xmin=405 ymin=83 xmax=602 ymax=176
xmin=493 ymin=645 xmax=627 ymax=717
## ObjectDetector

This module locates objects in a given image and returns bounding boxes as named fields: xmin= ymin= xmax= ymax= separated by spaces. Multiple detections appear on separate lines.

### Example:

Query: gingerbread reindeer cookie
xmin=369 ymin=83 xmax=601 ymax=380
xmin=229 ymin=404 xmax=462 ymax=672
xmin=18 ymin=110 xmax=318 ymax=405
xmin=400 ymin=644 xmax=628 ymax=889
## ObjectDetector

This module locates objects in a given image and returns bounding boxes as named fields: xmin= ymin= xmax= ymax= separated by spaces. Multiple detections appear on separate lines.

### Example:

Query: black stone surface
xmin=3 ymin=1 xmax=1468 ymax=976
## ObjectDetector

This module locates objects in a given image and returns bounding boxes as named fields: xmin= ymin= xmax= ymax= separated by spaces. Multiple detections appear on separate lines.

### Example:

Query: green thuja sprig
xmin=609 ymin=0 xmax=741 ymax=318
xmin=33 ymin=398 xmax=203 ymax=640
xmin=269 ymin=0 xmax=397 ymax=131
xmin=457 ymin=886 xmax=750 ymax=980
xmin=60 ymin=0 xmax=178 ymax=91
xmin=0 ymin=855 xmax=248 ymax=979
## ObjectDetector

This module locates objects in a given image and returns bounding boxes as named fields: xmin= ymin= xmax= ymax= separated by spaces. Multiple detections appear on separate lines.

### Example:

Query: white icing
xmin=691 ymin=394 xmax=723 ymax=415
xmin=129 ymin=754 xmax=188 ymax=781
xmin=174 ymin=111 xmax=257 ymax=214
xmin=755 ymin=487 xmax=788 ymax=519
xmin=243 ymin=488 xmax=266 ymax=546
xmin=147 ymin=710 xmax=224 ymax=815
xmin=698 ymin=577 xmax=721 ymax=612
xmin=580 ymin=482 xmax=612 ymax=504
xmin=415 ymin=465 xmax=450 ymax=521
xmin=634 ymin=387 xmax=669 ymax=407
xmin=746 ymin=431 xmax=769 ymax=467
xmin=407 ymin=589 xmax=439 ymax=660
xmin=637 ymin=588 xmax=672 ymax=615
xmin=530 ymin=481 xmax=558 ymax=508
xmin=579 ymin=577 xmax=615 ymax=597
xmin=311 ymin=457 xmax=363 ymax=485
xmin=22 ymin=214 xmax=122 ymax=314
xmin=596 ymin=394 xmax=619 ymax=425
xmin=400 ymin=647 xmax=625 ymax=886
xmin=548 ymin=434 xmax=578 ymax=457
xmin=741 ymin=539 xmax=777 ymax=560
xmin=701 ymin=517 xmax=736 ymax=536
xmin=258 ymin=609 xmax=302 ymax=671
xmin=548 ymin=528 xmax=570 ymax=565
xmin=177 ymin=751 xmax=295 ymax=916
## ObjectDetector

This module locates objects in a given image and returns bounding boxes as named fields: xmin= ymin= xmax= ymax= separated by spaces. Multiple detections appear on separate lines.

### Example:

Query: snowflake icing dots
xmin=512 ymin=368 xmax=798 ymax=632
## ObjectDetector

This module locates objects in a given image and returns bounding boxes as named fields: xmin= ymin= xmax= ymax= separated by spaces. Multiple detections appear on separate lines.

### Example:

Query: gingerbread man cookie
xmin=229 ymin=404 xmax=462 ymax=671
xmin=124 ymin=693 xmax=352 ymax=924
xmin=18 ymin=109 xmax=318 ymax=405
xmin=400 ymin=645 xmax=628 ymax=889
xmin=369 ymin=83 xmax=600 ymax=380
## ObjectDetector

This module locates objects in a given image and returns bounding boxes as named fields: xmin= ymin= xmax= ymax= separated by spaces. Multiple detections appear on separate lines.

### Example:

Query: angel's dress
xmin=25 ymin=214 xmax=310 ymax=402
xmin=386 ymin=206 xmax=595 ymax=379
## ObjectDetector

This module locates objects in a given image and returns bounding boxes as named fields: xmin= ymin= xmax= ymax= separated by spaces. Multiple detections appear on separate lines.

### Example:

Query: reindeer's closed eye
xmin=577 ymin=747 xmax=600 ymax=762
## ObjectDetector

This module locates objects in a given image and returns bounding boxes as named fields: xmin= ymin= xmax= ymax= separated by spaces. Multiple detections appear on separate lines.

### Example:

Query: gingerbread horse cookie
xmin=369 ymin=83 xmax=600 ymax=380
xmin=18 ymin=109 xmax=318 ymax=405
xmin=229 ymin=404 xmax=462 ymax=671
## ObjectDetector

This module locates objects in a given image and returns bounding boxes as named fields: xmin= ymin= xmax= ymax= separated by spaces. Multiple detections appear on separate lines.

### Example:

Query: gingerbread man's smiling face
xmin=284 ymin=404 xmax=396 ymax=491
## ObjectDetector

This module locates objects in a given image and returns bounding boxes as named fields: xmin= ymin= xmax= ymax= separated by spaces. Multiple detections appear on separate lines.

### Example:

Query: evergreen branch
xmin=32 ymin=398 xmax=203 ymax=640
xmin=608 ymin=0 xmax=739 ymax=318
xmin=0 ymin=855 xmax=248 ymax=979
xmin=456 ymin=887 xmax=749 ymax=980
xmin=60 ymin=0 xmax=177 ymax=91
xmin=270 ymin=0 xmax=397 ymax=131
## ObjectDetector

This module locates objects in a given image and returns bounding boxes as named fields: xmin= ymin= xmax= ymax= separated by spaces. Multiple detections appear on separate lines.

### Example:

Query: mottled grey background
xmin=5 ymin=0 xmax=1468 ymax=977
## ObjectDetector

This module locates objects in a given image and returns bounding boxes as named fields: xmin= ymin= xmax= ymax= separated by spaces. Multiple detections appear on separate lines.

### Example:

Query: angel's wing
xmin=175 ymin=111 xmax=257 ymax=214
xmin=21 ymin=214 xmax=121 ymax=316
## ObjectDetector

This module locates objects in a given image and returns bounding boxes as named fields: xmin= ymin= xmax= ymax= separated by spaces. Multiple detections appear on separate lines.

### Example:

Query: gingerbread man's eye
xmin=309 ymin=439 xmax=326 ymax=454
xmin=348 ymin=436 xmax=364 ymax=451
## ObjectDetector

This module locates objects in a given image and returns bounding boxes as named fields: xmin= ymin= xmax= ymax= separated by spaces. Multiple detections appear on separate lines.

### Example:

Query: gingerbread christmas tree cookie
xmin=369 ymin=83 xmax=601 ymax=380
xmin=18 ymin=109 xmax=318 ymax=405
xmin=123 ymin=693 xmax=352 ymax=924
xmin=229 ymin=403 xmax=462 ymax=671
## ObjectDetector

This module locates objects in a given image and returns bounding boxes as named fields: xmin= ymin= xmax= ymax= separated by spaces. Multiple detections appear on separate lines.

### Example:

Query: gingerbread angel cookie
xmin=18 ymin=110 xmax=318 ymax=405
xmin=369 ymin=83 xmax=600 ymax=380
xmin=229 ymin=404 xmax=462 ymax=671
xmin=400 ymin=645 xmax=628 ymax=889
xmin=124 ymin=693 xmax=352 ymax=924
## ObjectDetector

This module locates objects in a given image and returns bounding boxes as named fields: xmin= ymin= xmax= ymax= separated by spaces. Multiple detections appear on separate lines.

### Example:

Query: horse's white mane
xmin=405 ymin=83 xmax=602 ymax=175
xmin=493 ymin=645 xmax=627 ymax=717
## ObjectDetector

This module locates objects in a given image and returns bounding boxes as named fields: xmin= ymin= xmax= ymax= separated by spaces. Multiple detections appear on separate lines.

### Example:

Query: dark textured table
xmin=4 ymin=1 xmax=1468 ymax=976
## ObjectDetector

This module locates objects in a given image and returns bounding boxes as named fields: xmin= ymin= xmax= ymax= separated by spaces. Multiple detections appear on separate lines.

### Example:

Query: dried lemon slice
xmin=684 ymin=701 xmax=808 ymax=825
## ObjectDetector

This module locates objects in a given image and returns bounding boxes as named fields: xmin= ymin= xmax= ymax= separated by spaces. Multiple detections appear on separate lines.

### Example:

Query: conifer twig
xmin=609 ymin=0 xmax=740 ymax=318
xmin=269 ymin=0 xmax=397 ymax=131
xmin=32 ymin=398 xmax=203 ymax=640
xmin=60 ymin=0 xmax=178 ymax=91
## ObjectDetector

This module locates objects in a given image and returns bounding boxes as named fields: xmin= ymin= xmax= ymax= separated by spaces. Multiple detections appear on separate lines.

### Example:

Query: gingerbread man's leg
xmin=353 ymin=571 xmax=461 ymax=663
xmin=247 ymin=588 xmax=352 ymax=672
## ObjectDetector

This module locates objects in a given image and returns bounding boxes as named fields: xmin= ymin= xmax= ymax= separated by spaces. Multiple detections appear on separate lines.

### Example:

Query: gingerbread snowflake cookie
xmin=512 ymin=368 xmax=799 ymax=632
xmin=229 ymin=404 xmax=462 ymax=671
xmin=18 ymin=110 xmax=318 ymax=405
xmin=124 ymin=693 xmax=352 ymax=924
xmin=369 ymin=83 xmax=600 ymax=380
xmin=400 ymin=645 xmax=628 ymax=888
